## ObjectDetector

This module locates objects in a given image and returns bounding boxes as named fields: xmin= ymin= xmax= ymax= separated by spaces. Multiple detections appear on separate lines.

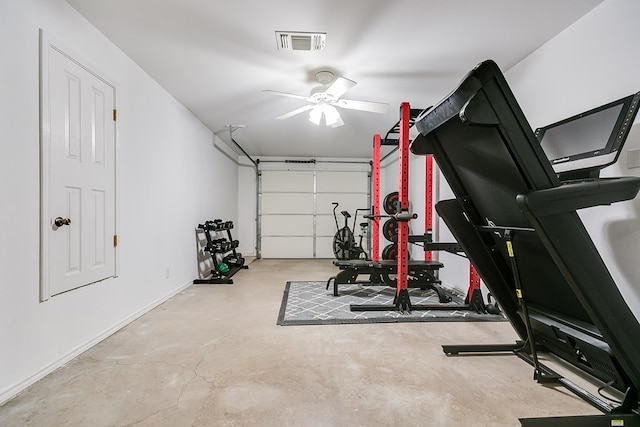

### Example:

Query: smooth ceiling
xmin=65 ymin=0 xmax=603 ymax=159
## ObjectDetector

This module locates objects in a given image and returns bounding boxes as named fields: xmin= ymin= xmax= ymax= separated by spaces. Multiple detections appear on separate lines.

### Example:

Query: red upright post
xmin=372 ymin=134 xmax=381 ymax=262
xmin=425 ymin=155 xmax=433 ymax=261
xmin=396 ymin=102 xmax=411 ymax=311
xmin=467 ymin=265 xmax=481 ymax=303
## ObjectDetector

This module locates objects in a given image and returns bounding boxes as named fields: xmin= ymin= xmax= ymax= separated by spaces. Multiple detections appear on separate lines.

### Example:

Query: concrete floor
xmin=0 ymin=258 xmax=603 ymax=426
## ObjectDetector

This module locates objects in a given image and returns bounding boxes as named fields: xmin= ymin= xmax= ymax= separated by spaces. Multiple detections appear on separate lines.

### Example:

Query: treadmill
xmin=410 ymin=59 xmax=640 ymax=426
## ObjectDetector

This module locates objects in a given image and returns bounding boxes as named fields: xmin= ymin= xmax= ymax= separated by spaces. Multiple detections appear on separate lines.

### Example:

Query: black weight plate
xmin=382 ymin=218 xmax=398 ymax=242
xmin=383 ymin=192 xmax=399 ymax=215
xmin=381 ymin=243 xmax=398 ymax=260
xmin=381 ymin=273 xmax=397 ymax=287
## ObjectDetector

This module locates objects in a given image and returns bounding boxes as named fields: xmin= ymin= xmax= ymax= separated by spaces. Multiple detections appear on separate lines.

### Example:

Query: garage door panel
xmin=262 ymin=215 xmax=313 ymax=236
xmin=316 ymin=215 xmax=339 ymax=236
xmin=260 ymin=168 xmax=368 ymax=258
xmin=317 ymin=215 xmax=370 ymax=237
xmin=262 ymin=237 xmax=313 ymax=258
xmin=316 ymin=171 xmax=368 ymax=193
xmin=316 ymin=236 xmax=337 ymax=258
xmin=261 ymin=171 xmax=313 ymax=192
xmin=316 ymin=193 xmax=369 ymax=215
xmin=262 ymin=193 xmax=313 ymax=214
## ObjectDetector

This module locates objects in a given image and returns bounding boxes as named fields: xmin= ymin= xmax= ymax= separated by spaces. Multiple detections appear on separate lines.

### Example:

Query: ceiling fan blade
xmin=275 ymin=104 xmax=314 ymax=120
xmin=263 ymin=89 xmax=310 ymax=101
xmin=324 ymin=77 xmax=356 ymax=99
xmin=335 ymin=99 xmax=390 ymax=114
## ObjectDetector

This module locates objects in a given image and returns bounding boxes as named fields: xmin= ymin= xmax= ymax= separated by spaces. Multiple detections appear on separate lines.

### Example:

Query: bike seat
xmin=341 ymin=211 xmax=351 ymax=218
xmin=360 ymin=222 xmax=368 ymax=228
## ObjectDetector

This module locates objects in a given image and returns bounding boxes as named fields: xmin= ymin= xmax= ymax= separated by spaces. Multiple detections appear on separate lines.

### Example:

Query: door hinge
xmin=113 ymin=234 xmax=118 ymax=247
xmin=113 ymin=109 xmax=117 ymax=121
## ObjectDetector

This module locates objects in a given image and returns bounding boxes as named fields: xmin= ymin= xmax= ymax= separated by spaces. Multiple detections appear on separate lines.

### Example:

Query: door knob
xmin=54 ymin=217 xmax=71 ymax=227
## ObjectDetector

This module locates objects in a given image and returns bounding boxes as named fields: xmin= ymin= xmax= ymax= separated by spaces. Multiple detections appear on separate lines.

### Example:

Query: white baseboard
xmin=0 ymin=279 xmax=193 ymax=406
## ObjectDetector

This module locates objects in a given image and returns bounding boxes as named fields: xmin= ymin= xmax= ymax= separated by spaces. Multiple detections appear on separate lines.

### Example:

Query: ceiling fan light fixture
xmin=309 ymin=107 xmax=323 ymax=125
xmin=330 ymin=115 xmax=345 ymax=128
xmin=308 ymin=104 xmax=343 ymax=127
xmin=323 ymin=105 xmax=341 ymax=127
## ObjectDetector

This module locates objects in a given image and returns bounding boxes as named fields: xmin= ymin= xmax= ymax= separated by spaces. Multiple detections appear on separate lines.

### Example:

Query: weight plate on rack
xmin=383 ymin=191 xmax=399 ymax=215
xmin=381 ymin=243 xmax=398 ymax=260
xmin=382 ymin=218 xmax=398 ymax=242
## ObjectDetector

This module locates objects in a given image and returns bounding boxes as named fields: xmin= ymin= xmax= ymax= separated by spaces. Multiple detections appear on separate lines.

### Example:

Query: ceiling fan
xmin=263 ymin=71 xmax=390 ymax=128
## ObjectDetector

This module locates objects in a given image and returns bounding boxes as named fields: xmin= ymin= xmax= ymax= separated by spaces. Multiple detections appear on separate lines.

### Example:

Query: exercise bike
xmin=331 ymin=202 xmax=369 ymax=260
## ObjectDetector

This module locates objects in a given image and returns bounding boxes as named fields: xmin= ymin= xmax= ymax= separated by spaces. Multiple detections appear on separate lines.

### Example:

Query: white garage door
xmin=260 ymin=169 xmax=369 ymax=258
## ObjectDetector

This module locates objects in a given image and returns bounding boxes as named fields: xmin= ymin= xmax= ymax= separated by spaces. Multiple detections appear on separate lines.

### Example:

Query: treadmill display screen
xmin=535 ymin=93 xmax=639 ymax=175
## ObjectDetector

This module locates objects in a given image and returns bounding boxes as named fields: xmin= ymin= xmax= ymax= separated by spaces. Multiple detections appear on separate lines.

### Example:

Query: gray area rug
xmin=277 ymin=281 xmax=507 ymax=326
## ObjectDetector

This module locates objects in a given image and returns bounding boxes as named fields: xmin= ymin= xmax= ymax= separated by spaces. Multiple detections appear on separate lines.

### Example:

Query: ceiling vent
xmin=275 ymin=31 xmax=326 ymax=51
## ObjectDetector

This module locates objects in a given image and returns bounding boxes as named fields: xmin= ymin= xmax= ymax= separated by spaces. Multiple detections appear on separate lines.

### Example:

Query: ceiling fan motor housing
xmin=315 ymin=70 xmax=334 ymax=85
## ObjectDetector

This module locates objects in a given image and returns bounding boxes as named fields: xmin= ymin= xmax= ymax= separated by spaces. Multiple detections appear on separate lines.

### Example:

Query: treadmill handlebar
xmin=517 ymin=176 xmax=640 ymax=217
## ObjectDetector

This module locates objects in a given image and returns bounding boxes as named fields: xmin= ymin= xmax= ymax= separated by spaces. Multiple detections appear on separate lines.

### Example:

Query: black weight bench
xmin=326 ymin=259 xmax=450 ymax=302
xmin=410 ymin=59 xmax=640 ymax=424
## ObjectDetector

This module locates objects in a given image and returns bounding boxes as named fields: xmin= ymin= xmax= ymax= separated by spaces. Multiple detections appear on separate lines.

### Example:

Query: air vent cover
xmin=275 ymin=31 xmax=326 ymax=51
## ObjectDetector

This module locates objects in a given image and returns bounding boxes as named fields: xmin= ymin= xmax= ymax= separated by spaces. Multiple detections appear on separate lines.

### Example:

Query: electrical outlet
xmin=165 ymin=267 xmax=170 ymax=278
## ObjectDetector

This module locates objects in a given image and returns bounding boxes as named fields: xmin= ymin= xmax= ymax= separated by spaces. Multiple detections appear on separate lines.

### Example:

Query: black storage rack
xmin=194 ymin=219 xmax=248 ymax=284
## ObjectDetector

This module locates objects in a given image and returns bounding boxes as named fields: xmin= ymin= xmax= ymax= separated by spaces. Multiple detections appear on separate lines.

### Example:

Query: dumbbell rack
xmin=194 ymin=219 xmax=248 ymax=284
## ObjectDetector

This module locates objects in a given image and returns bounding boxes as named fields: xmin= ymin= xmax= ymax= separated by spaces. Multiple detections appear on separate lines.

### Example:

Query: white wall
xmin=0 ymin=0 xmax=239 ymax=404
xmin=506 ymin=0 xmax=640 ymax=320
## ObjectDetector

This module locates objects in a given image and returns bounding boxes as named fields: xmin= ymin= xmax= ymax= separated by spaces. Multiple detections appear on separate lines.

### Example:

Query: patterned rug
xmin=277 ymin=281 xmax=507 ymax=326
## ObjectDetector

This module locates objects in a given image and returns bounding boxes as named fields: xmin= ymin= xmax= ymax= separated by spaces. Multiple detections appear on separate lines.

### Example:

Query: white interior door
xmin=41 ymin=35 xmax=116 ymax=299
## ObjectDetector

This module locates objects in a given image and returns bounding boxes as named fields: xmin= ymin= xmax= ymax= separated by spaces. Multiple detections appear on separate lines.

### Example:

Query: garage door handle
xmin=54 ymin=217 xmax=71 ymax=227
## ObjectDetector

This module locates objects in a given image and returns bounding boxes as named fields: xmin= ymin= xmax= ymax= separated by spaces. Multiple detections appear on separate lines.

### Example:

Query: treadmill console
xmin=535 ymin=92 xmax=640 ymax=180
